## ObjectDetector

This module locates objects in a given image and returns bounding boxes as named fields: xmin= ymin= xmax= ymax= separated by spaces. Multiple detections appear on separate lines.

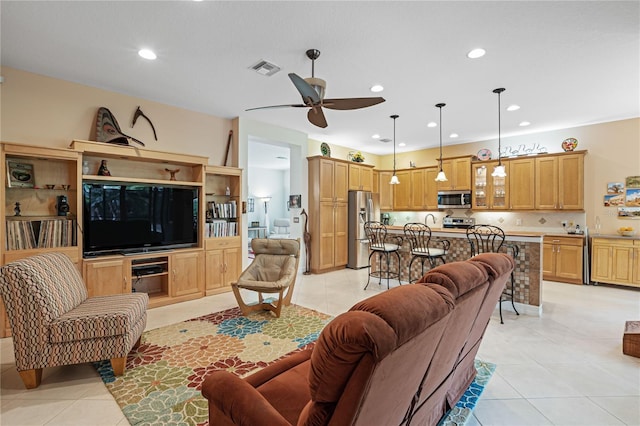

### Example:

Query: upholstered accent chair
xmin=232 ymin=238 xmax=300 ymax=318
xmin=269 ymin=218 xmax=291 ymax=239
xmin=0 ymin=252 xmax=148 ymax=389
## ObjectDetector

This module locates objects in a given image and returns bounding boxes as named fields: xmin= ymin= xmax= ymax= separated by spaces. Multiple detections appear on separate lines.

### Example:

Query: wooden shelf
xmin=83 ymin=175 xmax=203 ymax=187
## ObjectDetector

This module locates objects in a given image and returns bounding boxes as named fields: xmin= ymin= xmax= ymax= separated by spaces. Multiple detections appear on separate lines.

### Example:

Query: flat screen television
xmin=83 ymin=182 xmax=199 ymax=257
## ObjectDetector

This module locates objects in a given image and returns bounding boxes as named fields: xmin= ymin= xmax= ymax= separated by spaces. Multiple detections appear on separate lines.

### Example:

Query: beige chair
xmin=232 ymin=238 xmax=300 ymax=318
xmin=0 ymin=252 xmax=148 ymax=389
xmin=269 ymin=218 xmax=291 ymax=239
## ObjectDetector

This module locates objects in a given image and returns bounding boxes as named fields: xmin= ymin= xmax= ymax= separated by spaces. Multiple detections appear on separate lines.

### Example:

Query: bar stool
xmin=363 ymin=221 xmax=403 ymax=290
xmin=466 ymin=224 xmax=520 ymax=324
xmin=403 ymin=223 xmax=450 ymax=283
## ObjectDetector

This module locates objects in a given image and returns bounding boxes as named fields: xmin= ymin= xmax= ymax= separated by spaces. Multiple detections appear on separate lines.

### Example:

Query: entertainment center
xmin=1 ymin=140 xmax=243 ymax=337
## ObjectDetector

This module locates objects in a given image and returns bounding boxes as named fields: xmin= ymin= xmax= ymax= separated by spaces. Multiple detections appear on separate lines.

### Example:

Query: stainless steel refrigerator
xmin=347 ymin=190 xmax=380 ymax=269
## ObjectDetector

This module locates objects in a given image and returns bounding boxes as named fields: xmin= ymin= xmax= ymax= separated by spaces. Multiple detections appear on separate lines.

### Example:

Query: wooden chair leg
xmin=19 ymin=368 xmax=42 ymax=389
xmin=111 ymin=357 xmax=127 ymax=376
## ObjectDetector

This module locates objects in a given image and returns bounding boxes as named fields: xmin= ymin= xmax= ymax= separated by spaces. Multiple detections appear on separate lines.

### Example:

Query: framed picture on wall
xmin=607 ymin=182 xmax=624 ymax=194
xmin=604 ymin=194 xmax=625 ymax=207
xmin=625 ymin=188 xmax=640 ymax=207
xmin=618 ymin=206 xmax=640 ymax=218
xmin=626 ymin=176 xmax=640 ymax=189
xmin=289 ymin=194 xmax=301 ymax=210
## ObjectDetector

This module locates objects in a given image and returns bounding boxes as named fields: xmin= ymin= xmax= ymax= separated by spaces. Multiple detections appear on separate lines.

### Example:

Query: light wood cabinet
xmin=392 ymin=170 xmax=412 ymax=210
xmin=205 ymin=237 xmax=241 ymax=295
xmin=172 ymin=250 xmax=204 ymax=297
xmin=410 ymin=167 xmax=439 ymax=210
xmin=535 ymin=153 xmax=584 ymax=210
xmin=436 ymin=157 xmax=471 ymax=191
xmin=509 ymin=158 xmax=536 ymax=209
xmin=378 ymin=171 xmax=394 ymax=210
xmin=472 ymin=161 xmax=509 ymax=210
xmin=543 ymin=235 xmax=583 ymax=284
xmin=84 ymin=257 xmax=129 ymax=297
xmin=308 ymin=157 xmax=350 ymax=273
xmin=348 ymin=163 xmax=374 ymax=191
xmin=591 ymin=237 xmax=640 ymax=288
xmin=372 ymin=170 xmax=379 ymax=195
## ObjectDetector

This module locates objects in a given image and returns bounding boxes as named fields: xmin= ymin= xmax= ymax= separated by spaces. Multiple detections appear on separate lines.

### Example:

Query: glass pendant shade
xmin=435 ymin=170 xmax=448 ymax=182
xmin=389 ymin=114 xmax=400 ymax=185
xmin=434 ymin=103 xmax=447 ymax=182
xmin=491 ymin=164 xmax=507 ymax=178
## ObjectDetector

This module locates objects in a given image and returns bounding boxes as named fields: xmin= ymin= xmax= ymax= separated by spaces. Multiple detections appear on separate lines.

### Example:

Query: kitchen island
xmin=370 ymin=226 xmax=543 ymax=313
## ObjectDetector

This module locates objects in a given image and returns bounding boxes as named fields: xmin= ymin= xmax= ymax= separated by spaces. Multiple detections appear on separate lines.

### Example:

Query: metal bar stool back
xmin=364 ymin=221 xmax=402 ymax=290
xmin=466 ymin=224 xmax=520 ymax=323
xmin=403 ymin=223 xmax=450 ymax=283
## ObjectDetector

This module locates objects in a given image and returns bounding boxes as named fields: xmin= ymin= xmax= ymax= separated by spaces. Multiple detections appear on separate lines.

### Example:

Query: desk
xmin=248 ymin=226 xmax=268 ymax=239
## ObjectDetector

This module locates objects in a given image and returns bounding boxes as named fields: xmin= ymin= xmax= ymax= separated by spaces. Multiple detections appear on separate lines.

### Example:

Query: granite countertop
xmin=591 ymin=233 xmax=640 ymax=241
xmin=385 ymin=226 xmax=545 ymax=238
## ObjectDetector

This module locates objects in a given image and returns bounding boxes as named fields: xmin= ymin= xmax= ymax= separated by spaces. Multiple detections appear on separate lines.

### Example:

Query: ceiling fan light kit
xmin=246 ymin=48 xmax=385 ymax=129
xmin=491 ymin=88 xmax=507 ymax=178
xmin=434 ymin=103 xmax=448 ymax=182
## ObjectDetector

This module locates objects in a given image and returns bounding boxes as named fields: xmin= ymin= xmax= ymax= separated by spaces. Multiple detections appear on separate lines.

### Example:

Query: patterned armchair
xmin=0 ymin=252 xmax=148 ymax=389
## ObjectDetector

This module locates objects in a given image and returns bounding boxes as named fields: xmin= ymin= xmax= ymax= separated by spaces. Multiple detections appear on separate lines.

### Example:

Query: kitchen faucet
xmin=425 ymin=213 xmax=437 ymax=225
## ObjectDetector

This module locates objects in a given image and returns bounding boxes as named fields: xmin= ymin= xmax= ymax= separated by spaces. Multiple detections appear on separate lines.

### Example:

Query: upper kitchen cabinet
xmin=472 ymin=161 xmax=509 ymax=210
xmin=410 ymin=167 xmax=439 ymax=210
xmin=536 ymin=152 xmax=584 ymax=210
xmin=378 ymin=171 xmax=394 ymax=210
xmin=508 ymin=158 xmax=536 ymax=210
xmin=436 ymin=157 xmax=472 ymax=191
xmin=392 ymin=170 xmax=412 ymax=210
xmin=348 ymin=163 xmax=374 ymax=191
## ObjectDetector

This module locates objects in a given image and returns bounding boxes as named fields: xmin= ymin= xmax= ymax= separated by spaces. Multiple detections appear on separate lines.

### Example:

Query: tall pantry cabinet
xmin=307 ymin=156 xmax=349 ymax=273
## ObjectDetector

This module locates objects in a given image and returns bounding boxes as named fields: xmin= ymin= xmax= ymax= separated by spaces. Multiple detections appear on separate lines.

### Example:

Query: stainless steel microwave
xmin=437 ymin=191 xmax=472 ymax=209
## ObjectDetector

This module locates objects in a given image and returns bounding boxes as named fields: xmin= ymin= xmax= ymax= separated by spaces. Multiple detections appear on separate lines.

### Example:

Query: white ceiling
xmin=2 ymin=1 xmax=638 ymax=155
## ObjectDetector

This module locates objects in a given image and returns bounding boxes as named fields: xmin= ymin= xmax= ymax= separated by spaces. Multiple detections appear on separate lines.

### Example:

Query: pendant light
xmin=389 ymin=114 xmax=400 ymax=185
xmin=434 ymin=103 xmax=448 ymax=182
xmin=491 ymin=88 xmax=507 ymax=178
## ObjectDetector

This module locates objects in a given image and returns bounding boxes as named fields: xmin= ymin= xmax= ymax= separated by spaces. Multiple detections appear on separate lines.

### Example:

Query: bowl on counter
xmin=617 ymin=229 xmax=636 ymax=237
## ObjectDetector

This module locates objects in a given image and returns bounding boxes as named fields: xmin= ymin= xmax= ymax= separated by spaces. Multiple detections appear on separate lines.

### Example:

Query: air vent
xmin=379 ymin=138 xmax=392 ymax=143
xmin=250 ymin=60 xmax=281 ymax=76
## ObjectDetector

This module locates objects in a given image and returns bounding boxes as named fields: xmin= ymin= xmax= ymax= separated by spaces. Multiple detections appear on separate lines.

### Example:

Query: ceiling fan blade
xmin=322 ymin=97 xmax=385 ymax=110
xmin=289 ymin=73 xmax=321 ymax=104
xmin=307 ymin=108 xmax=328 ymax=128
xmin=245 ymin=103 xmax=307 ymax=111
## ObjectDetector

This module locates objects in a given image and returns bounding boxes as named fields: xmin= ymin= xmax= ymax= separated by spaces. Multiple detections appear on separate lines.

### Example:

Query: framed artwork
xmin=289 ymin=194 xmax=301 ymax=210
xmin=6 ymin=161 xmax=35 ymax=188
xmin=247 ymin=198 xmax=255 ymax=213
xmin=626 ymin=176 xmax=640 ymax=189
xmin=625 ymin=188 xmax=640 ymax=207
xmin=607 ymin=182 xmax=624 ymax=194
xmin=604 ymin=194 xmax=625 ymax=207
xmin=618 ymin=206 xmax=640 ymax=218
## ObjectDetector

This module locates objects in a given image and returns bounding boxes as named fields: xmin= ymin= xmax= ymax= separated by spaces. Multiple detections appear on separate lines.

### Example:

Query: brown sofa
xmin=202 ymin=252 xmax=514 ymax=426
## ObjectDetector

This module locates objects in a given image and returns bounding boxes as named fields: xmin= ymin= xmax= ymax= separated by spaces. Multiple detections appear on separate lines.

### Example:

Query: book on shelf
xmin=205 ymin=220 xmax=237 ymax=238
xmin=5 ymin=218 xmax=77 ymax=250
xmin=207 ymin=200 xmax=237 ymax=219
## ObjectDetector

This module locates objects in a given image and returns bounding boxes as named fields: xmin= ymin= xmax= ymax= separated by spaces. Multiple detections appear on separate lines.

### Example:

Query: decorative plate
xmin=562 ymin=138 xmax=578 ymax=152
xmin=320 ymin=142 xmax=331 ymax=157
xmin=477 ymin=148 xmax=492 ymax=161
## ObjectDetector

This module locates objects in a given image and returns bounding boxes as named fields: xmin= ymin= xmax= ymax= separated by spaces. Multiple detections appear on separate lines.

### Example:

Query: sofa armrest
xmin=244 ymin=349 xmax=312 ymax=388
xmin=202 ymin=371 xmax=291 ymax=426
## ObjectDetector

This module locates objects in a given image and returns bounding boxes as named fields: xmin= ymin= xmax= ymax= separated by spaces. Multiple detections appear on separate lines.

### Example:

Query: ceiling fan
xmin=246 ymin=49 xmax=385 ymax=128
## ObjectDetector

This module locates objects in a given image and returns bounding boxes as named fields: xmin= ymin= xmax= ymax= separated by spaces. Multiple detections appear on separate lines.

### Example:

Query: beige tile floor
xmin=1 ymin=267 xmax=639 ymax=425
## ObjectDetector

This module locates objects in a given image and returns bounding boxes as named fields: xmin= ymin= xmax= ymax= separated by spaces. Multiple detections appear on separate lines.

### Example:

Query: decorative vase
xmin=97 ymin=160 xmax=111 ymax=176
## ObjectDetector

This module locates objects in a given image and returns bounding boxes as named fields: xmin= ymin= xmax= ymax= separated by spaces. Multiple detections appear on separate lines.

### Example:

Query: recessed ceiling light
xmin=372 ymin=134 xmax=380 ymax=139
xmin=138 ymin=49 xmax=157 ymax=60
xmin=370 ymin=85 xmax=384 ymax=93
xmin=507 ymin=104 xmax=520 ymax=111
xmin=399 ymin=142 xmax=406 ymax=147
xmin=450 ymin=133 xmax=459 ymax=138
xmin=427 ymin=122 xmax=437 ymax=128
xmin=467 ymin=48 xmax=486 ymax=59
xmin=519 ymin=121 xmax=531 ymax=127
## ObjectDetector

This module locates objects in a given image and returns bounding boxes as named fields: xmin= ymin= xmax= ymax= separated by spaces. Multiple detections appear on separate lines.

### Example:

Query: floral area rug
xmin=93 ymin=304 xmax=332 ymax=426
xmin=438 ymin=359 xmax=497 ymax=426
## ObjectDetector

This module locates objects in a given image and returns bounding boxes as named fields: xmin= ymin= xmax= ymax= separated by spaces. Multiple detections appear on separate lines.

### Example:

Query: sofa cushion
xmin=49 ymin=293 xmax=148 ymax=343
xmin=416 ymin=259 xmax=489 ymax=299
